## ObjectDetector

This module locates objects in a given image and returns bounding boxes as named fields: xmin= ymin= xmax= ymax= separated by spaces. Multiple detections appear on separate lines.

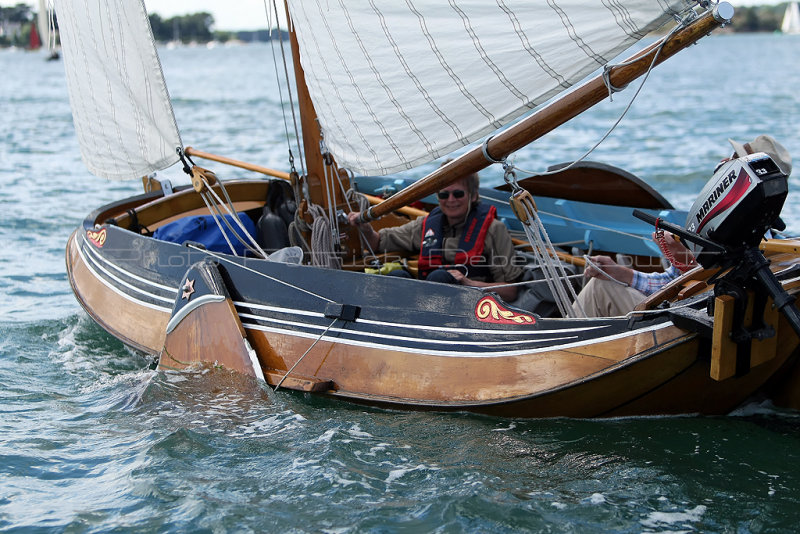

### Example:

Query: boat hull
xmin=66 ymin=218 xmax=800 ymax=418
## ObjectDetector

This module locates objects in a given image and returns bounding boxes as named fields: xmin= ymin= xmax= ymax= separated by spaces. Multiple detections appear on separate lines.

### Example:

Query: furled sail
xmin=288 ymin=0 xmax=690 ymax=176
xmin=54 ymin=0 xmax=181 ymax=181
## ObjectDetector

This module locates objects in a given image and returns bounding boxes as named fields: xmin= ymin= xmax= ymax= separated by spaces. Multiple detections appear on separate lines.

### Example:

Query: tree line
xmin=0 ymin=5 xmax=285 ymax=48
xmin=0 ymin=3 xmax=795 ymax=48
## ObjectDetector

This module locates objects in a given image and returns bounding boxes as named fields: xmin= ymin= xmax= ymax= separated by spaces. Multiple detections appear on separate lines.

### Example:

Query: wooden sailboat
xmin=58 ymin=0 xmax=800 ymax=417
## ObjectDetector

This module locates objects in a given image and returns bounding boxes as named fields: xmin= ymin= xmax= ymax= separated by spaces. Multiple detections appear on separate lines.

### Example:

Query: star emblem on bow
xmin=181 ymin=278 xmax=195 ymax=300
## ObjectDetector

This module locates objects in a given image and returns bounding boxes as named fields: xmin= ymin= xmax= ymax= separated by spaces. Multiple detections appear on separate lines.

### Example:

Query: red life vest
xmin=417 ymin=203 xmax=496 ymax=280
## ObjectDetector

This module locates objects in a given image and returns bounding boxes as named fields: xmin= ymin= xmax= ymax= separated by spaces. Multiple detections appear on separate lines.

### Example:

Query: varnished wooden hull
xmin=66 ymin=195 xmax=800 ymax=418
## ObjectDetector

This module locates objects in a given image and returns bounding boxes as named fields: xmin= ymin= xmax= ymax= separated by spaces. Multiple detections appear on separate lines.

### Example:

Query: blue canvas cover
xmin=153 ymin=213 xmax=256 ymax=255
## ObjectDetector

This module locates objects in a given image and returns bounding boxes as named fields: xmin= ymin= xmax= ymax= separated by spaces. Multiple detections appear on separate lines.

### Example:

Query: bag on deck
xmin=153 ymin=213 xmax=257 ymax=255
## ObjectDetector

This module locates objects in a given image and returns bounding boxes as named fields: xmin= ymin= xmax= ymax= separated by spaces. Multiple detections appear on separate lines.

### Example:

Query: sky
xmin=1 ymin=1 xmax=789 ymax=31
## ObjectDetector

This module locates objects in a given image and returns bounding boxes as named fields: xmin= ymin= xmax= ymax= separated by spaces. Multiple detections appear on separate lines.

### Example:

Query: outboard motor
xmin=684 ymin=152 xmax=788 ymax=268
xmin=633 ymin=152 xmax=800 ymax=345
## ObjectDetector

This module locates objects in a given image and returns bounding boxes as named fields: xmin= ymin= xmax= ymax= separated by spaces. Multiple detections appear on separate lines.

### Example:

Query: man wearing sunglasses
xmin=348 ymin=169 xmax=522 ymax=301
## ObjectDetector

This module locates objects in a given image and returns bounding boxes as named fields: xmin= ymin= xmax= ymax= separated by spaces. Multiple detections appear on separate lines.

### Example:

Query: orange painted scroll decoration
xmin=475 ymin=295 xmax=535 ymax=325
xmin=86 ymin=228 xmax=107 ymax=248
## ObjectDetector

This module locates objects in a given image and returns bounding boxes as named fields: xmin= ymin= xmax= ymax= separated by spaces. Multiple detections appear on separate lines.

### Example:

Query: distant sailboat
xmin=782 ymin=1 xmax=800 ymax=34
xmin=28 ymin=21 xmax=41 ymax=50
xmin=31 ymin=0 xmax=60 ymax=59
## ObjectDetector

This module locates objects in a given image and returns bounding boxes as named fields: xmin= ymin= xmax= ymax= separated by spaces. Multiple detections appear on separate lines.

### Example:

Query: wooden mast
xmin=285 ymin=4 xmax=349 ymax=210
xmin=364 ymin=5 xmax=732 ymax=221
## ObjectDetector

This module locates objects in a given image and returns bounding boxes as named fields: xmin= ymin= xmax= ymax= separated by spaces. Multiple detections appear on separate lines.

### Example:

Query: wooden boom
xmin=364 ymin=5 xmax=732 ymax=221
xmin=184 ymin=146 xmax=291 ymax=180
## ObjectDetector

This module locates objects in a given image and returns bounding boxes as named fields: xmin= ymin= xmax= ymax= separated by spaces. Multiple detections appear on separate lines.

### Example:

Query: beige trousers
xmin=572 ymin=278 xmax=646 ymax=318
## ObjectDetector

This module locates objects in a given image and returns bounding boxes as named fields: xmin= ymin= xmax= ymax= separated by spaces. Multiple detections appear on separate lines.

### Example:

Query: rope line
xmin=582 ymin=255 xmax=629 ymax=287
xmin=201 ymin=177 xmax=268 ymax=259
xmin=490 ymin=196 xmax=655 ymax=243
xmin=275 ymin=317 xmax=338 ymax=391
xmin=508 ymin=12 xmax=691 ymax=178
xmin=198 ymin=192 xmax=239 ymax=257
xmin=185 ymin=244 xmax=336 ymax=304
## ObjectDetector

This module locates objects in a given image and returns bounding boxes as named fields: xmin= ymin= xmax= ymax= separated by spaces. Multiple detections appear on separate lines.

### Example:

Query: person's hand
xmin=348 ymin=211 xmax=380 ymax=250
xmin=584 ymin=255 xmax=618 ymax=278
xmin=447 ymin=269 xmax=467 ymax=284
xmin=653 ymin=232 xmax=696 ymax=271
xmin=584 ymin=255 xmax=634 ymax=285
xmin=347 ymin=211 xmax=364 ymax=227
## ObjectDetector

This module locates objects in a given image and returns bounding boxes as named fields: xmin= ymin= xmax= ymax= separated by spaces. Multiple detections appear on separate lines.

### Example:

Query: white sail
xmin=782 ymin=2 xmax=800 ymax=34
xmin=54 ymin=0 xmax=181 ymax=181
xmin=288 ymin=0 xmax=691 ymax=176
xmin=37 ymin=0 xmax=49 ymax=50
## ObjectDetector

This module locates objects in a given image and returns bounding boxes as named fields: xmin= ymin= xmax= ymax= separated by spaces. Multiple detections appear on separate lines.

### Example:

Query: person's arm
xmin=347 ymin=211 xmax=380 ymax=250
xmin=447 ymin=269 xmax=519 ymax=301
xmin=630 ymin=265 xmax=682 ymax=296
xmin=445 ymin=221 xmax=521 ymax=300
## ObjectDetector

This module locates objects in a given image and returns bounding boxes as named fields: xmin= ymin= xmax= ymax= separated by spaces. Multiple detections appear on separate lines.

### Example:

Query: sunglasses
xmin=437 ymin=189 xmax=466 ymax=200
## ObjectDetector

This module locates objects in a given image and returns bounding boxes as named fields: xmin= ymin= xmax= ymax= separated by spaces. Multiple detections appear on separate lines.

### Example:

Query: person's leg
xmin=425 ymin=269 xmax=457 ymax=284
xmin=572 ymin=278 xmax=645 ymax=317
xmin=387 ymin=269 xmax=413 ymax=278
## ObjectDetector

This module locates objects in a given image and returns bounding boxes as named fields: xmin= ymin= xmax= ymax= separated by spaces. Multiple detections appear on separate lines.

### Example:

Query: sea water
xmin=1 ymin=33 xmax=800 ymax=532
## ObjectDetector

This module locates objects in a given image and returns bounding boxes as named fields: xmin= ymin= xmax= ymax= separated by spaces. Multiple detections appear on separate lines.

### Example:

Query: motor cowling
xmin=685 ymin=152 xmax=788 ymax=267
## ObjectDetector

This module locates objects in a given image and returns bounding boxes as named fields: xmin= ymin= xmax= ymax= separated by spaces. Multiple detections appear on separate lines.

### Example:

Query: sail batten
xmin=55 ymin=0 xmax=181 ymax=181
xmin=288 ymin=0 xmax=690 ymax=176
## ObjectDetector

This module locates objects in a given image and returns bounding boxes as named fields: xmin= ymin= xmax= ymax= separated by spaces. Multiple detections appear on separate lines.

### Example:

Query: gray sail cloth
xmin=729 ymin=135 xmax=792 ymax=176
xmin=287 ymin=1 xmax=690 ymax=176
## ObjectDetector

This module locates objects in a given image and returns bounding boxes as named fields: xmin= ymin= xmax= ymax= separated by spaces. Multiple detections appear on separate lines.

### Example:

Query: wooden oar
xmin=363 ymin=5 xmax=731 ymax=222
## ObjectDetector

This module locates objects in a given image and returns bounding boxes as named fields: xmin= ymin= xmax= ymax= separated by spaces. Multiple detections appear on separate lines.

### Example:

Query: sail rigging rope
xmin=482 ymin=272 xmax=584 ymax=291
xmin=343 ymin=187 xmax=380 ymax=261
xmin=489 ymin=196 xmax=656 ymax=244
xmin=321 ymin=143 xmax=341 ymax=256
xmin=199 ymin=175 xmax=268 ymax=259
xmin=46 ymin=0 xmax=57 ymax=54
xmin=198 ymin=192 xmax=240 ymax=256
xmin=199 ymin=191 xmax=263 ymax=258
xmin=504 ymin=165 xmax=583 ymax=318
xmin=185 ymin=244 xmax=336 ymax=304
xmin=581 ymin=255 xmax=630 ymax=287
xmin=265 ymin=0 xmax=308 ymax=197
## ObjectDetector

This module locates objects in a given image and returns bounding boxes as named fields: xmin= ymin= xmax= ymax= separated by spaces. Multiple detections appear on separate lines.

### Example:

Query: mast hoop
xmin=481 ymin=135 xmax=505 ymax=165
